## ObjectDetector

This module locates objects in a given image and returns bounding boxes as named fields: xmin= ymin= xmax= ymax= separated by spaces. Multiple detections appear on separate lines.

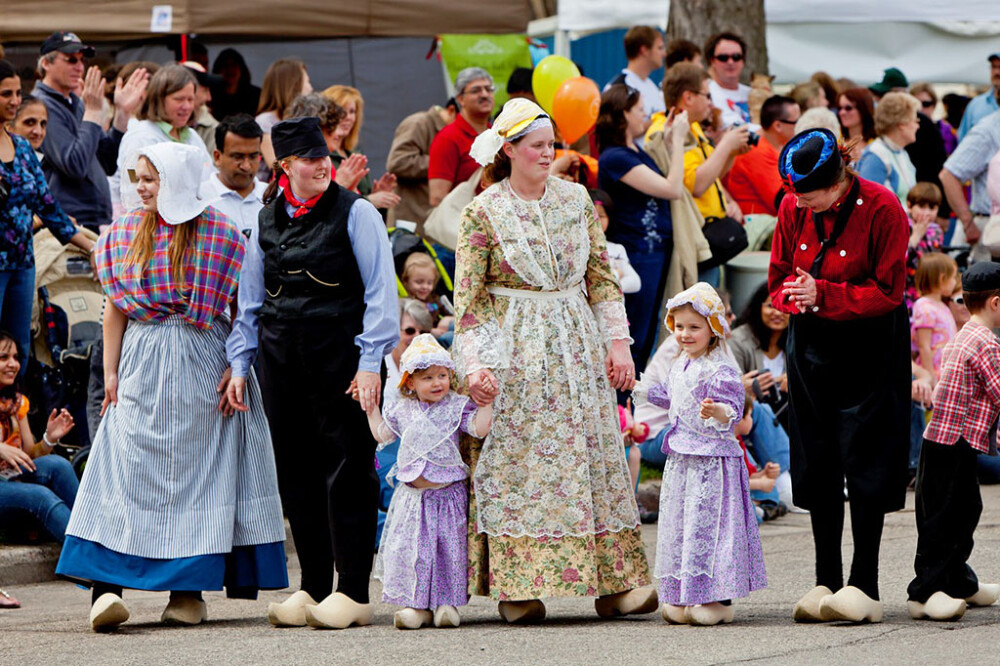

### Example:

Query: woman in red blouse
xmin=768 ymin=129 xmax=911 ymax=624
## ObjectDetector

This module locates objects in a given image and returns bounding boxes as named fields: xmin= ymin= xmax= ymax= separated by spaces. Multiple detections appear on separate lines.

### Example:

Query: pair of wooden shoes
xmin=90 ymin=593 xmax=207 ymax=632
xmin=661 ymin=602 xmax=734 ymax=625
xmin=268 ymin=591 xmax=373 ymax=629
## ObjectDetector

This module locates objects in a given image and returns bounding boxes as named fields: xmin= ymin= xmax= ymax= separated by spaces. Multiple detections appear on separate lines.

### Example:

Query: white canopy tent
xmin=551 ymin=0 xmax=1000 ymax=84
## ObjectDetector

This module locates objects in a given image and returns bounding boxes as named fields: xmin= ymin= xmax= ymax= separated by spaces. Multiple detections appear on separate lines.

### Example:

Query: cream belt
xmin=487 ymin=283 xmax=583 ymax=300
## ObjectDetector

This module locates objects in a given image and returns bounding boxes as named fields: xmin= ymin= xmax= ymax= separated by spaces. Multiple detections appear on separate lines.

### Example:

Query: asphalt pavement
xmin=4 ymin=486 xmax=1000 ymax=665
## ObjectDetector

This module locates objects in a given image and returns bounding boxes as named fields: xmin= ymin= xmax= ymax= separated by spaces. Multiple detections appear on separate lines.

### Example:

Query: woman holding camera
xmin=730 ymin=282 xmax=790 ymax=406
xmin=0 ymin=60 xmax=93 ymax=375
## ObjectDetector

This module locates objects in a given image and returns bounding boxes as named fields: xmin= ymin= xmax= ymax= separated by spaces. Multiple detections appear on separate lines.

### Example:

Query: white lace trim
xmin=592 ymin=300 xmax=633 ymax=345
xmin=703 ymin=404 xmax=737 ymax=430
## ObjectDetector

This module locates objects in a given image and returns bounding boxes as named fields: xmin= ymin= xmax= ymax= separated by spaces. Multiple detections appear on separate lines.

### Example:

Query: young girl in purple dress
xmin=633 ymin=283 xmax=767 ymax=625
xmin=366 ymin=334 xmax=493 ymax=630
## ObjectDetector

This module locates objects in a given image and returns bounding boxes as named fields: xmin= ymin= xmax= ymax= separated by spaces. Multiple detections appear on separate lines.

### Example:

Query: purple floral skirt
xmin=377 ymin=481 xmax=469 ymax=610
xmin=656 ymin=453 xmax=767 ymax=605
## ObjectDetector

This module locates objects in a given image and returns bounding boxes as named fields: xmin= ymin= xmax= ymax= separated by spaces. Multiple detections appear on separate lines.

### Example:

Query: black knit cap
xmin=271 ymin=116 xmax=329 ymax=161
xmin=777 ymin=128 xmax=843 ymax=194
xmin=963 ymin=261 xmax=1000 ymax=293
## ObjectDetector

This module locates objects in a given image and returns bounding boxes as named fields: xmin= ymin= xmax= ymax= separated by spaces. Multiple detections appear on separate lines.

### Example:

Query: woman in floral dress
xmin=453 ymin=98 xmax=657 ymax=623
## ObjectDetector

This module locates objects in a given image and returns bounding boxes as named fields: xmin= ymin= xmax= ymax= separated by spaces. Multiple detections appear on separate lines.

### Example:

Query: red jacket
xmin=768 ymin=177 xmax=908 ymax=321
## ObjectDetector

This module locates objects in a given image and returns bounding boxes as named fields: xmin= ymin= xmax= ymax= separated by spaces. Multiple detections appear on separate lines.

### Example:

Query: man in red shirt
xmin=725 ymin=96 xmax=800 ymax=216
xmin=428 ymin=67 xmax=495 ymax=206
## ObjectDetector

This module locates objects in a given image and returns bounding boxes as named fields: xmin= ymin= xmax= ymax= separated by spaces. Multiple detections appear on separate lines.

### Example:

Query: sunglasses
xmin=838 ymin=104 xmax=856 ymax=112
xmin=949 ymin=295 xmax=965 ymax=306
xmin=60 ymin=54 xmax=86 ymax=65
xmin=403 ymin=326 xmax=430 ymax=336
xmin=920 ymin=100 xmax=936 ymax=109
xmin=713 ymin=53 xmax=744 ymax=63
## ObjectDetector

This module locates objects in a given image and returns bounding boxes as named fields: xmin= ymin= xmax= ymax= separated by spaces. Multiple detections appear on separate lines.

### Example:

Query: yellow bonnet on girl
xmin=664 ymin=282 xmax=730 ymax=338
xmin=398 ymin=334 xmax=455 ymax=389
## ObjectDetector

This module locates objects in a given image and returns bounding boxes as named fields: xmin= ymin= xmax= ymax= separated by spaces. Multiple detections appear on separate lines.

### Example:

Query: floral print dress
xmin=453 ymin=177 xmax=650 ymax=600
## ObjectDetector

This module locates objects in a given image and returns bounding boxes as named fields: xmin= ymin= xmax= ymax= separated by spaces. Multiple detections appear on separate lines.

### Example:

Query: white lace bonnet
xmin=469 ymin=97 xmax=553 ymax=167
xmin=398 ymin=333 xmax=455 ymax=388
xmin=664 ymin=282 xmax=730 ymax=339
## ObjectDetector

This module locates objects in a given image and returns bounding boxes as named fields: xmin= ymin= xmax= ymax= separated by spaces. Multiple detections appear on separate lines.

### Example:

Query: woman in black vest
xmin=226 ymin=116 xmax=399 ymax=629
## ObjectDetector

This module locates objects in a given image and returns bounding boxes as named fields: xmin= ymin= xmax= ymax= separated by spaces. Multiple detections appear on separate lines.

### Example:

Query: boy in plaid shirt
xmin=907 ymin=262 xmax=1000 ymax=621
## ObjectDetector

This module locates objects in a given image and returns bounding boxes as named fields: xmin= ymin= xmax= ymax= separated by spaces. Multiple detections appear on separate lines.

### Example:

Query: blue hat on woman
xmin=777 ymin=128 xmax=843 ymax=194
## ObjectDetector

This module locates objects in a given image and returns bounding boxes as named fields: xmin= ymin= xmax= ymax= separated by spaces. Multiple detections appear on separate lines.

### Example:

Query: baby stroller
xmin=387 ymin=226 xmax=454 ymax=301
xmin=26 ymin=228 xmax=103 ymax=478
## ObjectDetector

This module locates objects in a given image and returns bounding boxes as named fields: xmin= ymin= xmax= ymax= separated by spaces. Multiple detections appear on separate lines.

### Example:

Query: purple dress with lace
xmin=639 ymin=348 xmax=767 ymax=606
xmin=374 ymin=393 xmax=478 ymax=610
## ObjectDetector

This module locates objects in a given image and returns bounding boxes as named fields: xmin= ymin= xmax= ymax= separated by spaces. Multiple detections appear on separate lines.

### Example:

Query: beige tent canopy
xmin=1 ymin=0 xmax=533 ymax=41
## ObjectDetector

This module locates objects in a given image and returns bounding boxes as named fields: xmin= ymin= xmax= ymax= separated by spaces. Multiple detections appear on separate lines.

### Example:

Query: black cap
xmin=963 ymin=262 xmax=1000 ymax=293
xmin=778 ymin=128 xmax=843 ymax=194
xmin=181 ymin=62 xmax=224 ymax=88
xmin=40 ymin=31 xmax=96 ymax=57
xmin=271 ymin=117 xmax=329 ymax=161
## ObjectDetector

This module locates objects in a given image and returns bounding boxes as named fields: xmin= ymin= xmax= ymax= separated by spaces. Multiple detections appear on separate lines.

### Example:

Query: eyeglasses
xmin=838 ymin=104 xmax=856 ymax=112
xmin=403 ymin=326 xmax=430 ymax=336
xmin=713 ymin=53 xmax=744 ymax=63
xmin=688 ymin=90 xmax=711 ymax=99
xmin=774 ymin=118 xmax=799 ymax=126
xmin=920 ymin=100 xmax=936 ymax=109
xmin=59 ymin=54 xmax=86 ymax=65
xmin=461 ymin=85 xmax=495 ymax=96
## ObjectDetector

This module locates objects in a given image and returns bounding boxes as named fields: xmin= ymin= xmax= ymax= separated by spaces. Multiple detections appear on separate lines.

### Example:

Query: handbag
xmin=699 ymin=216 xmax=749 ymax=269
xmin=695 ymin=138 xmax=747 ymax=269
xmin=423 ymin=168 xmax=483 ymax=251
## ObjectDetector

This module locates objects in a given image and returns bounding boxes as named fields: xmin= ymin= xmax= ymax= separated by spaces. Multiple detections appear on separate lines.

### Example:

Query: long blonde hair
xmin=124 ymin=157 xmax=200 ymax=286
xmin=322 ymin=85 xmax=363 ymax=151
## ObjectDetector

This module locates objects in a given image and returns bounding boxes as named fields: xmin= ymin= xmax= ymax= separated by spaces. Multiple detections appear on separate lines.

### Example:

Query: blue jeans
xmin=910 ymin=402 xmax=926 ymax=471
xmin=639 ymin=428 xmax=669 ymax=469
xmin=375 ymin=438 xmax=400 ymax=546
xmin=978 ymin=455 xmax=1000 ymax=484
xmin=698 ymin=265 xmax=720 ymax=288
xmin=747 ymin=402 xmax=790 ymax=471
xmin=0 ymin=267 xmax=36 ymax=376
xmin=624 ymin=246 xmax=671 ymax=374
xmin=0 ymin=454 xmax=78 ymax=542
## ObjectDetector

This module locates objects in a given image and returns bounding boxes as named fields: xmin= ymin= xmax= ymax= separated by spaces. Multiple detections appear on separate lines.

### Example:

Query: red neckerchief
xmin=279 ymin=174 xmax=323 ymax=218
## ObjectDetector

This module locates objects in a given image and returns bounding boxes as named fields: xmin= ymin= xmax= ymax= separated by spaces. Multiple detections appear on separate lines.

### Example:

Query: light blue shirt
xmin=957 ymin=88 xmax=999 ymax=142
xmin=943 ymin=110 xmax=1000 ymax=216
xmin=226 ymin=194 xmax=400 ymax=378
xmin=204 ymin=173 xmax=267 ymax=238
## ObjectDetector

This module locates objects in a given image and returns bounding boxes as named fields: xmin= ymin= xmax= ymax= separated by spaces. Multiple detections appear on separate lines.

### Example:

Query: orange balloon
xmin=551 ymin=77 xmax=600 ymax=144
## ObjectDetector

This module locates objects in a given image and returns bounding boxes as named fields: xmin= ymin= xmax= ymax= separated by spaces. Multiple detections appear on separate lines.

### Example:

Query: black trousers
xmin=787 ymin=307 xmax=911 ymax=601
xmin=907 ymin=438 xmax=982 ymax=603
xmin=258 ymin=317 xmax=379 ymax=604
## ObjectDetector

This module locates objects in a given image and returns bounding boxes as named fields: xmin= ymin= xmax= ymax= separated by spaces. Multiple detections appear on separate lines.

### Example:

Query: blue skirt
xmin=57 ymin=536 xmax=288 ymax=599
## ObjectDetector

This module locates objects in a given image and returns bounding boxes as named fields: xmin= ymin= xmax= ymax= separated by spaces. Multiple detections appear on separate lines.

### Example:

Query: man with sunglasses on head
xmin=33 ymin=31 xmax=148 ymax=233
xmin=705 ymin=31 xmax=753 ymax=130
